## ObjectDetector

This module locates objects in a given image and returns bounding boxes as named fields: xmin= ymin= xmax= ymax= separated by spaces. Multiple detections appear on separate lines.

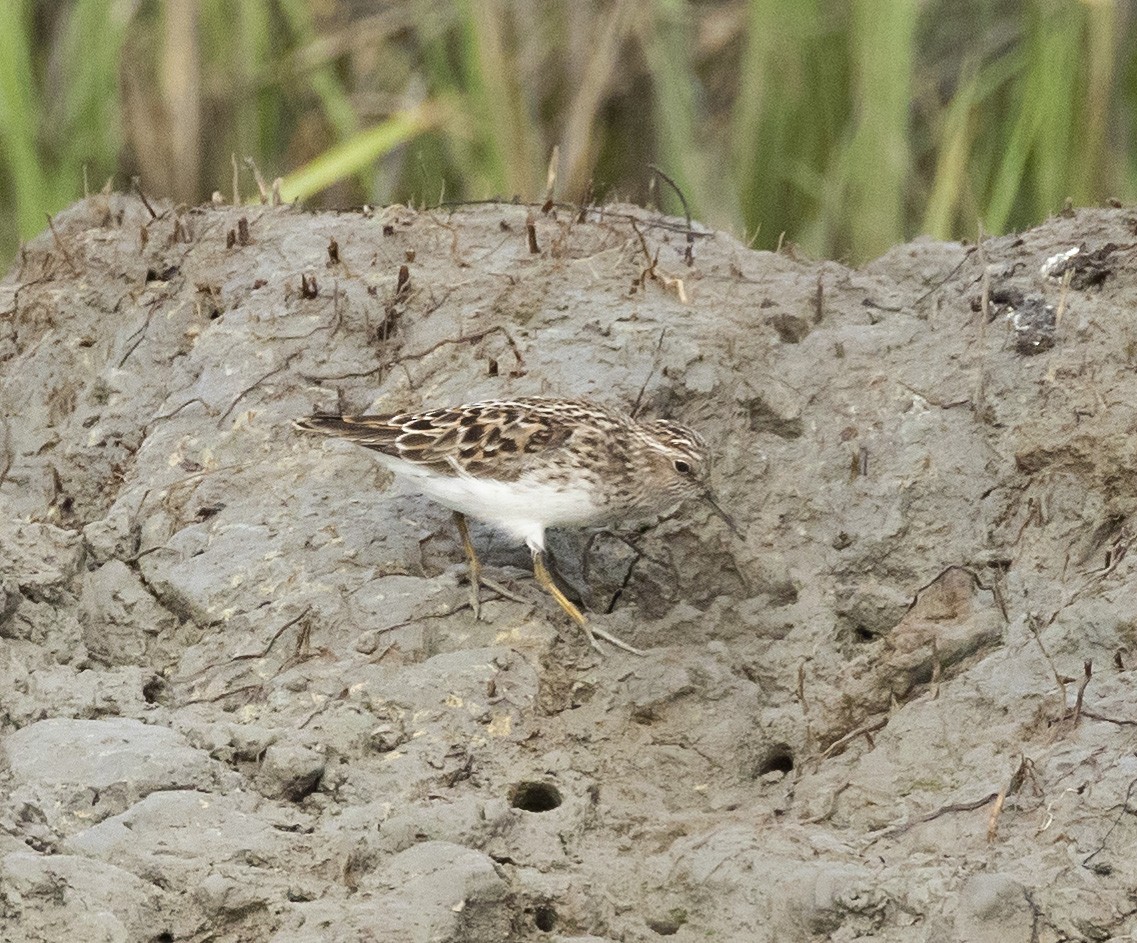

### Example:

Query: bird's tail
xmin=293 ymin=413 xmax=402 ymax=451
xmin=293 ymin=414 xmax=354 ymax=435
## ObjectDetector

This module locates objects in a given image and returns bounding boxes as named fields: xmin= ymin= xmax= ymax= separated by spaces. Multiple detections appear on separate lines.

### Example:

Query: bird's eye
xmin=674 ymin=459 xmax=692 ymax=474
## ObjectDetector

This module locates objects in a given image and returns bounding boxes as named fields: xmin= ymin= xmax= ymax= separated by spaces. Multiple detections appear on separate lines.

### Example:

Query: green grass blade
xmin=731 ymin=0 xmax=843 ymax=254
xmin=55 ymin=0 xmax=131 ymax=198
xmin=985 ymin=1 xmax=1085 ymax=233
xmin=451 ymin=0 xmax=540 ymax=198
xmin=278 ymin=102 xmax=443 ymax=203
xmin=842 ymin=0 xmax=918 ymax=259
xmin=276 ymin=0 xmax=359 ymax=140
xmin=642 ymin=0 xmax=707 ymax=220
xmin=0 ymin=0 xmax=51 ymax=240
xmin=1072 ymin=0 xmax=1116 ymax=204
xmin=558 ymin=0 xmax=637 ymax=200
xmin=922 ymin=51 xmax=1022 ymax=239
xmin=228 ymin=0 xmax=277 ymax=165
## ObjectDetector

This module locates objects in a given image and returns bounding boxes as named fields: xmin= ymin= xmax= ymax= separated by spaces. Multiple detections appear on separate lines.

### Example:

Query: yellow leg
xmin=454 ymin=512 xmax=483 ymax=619
xmin=532 ymin=550 xmax=588 ymax=628
xmin=532 ymin=550 xmax=644 ymax=657
xmin=453 ymin=512 xmax=529 ymax=619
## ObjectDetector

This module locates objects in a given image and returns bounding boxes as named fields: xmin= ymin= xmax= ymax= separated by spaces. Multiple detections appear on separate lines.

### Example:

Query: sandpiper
xmin=295 ymin=397 xmax=735 ymax=655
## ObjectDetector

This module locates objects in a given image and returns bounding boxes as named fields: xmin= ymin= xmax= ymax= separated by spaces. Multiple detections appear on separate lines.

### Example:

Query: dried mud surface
xmin=2 ymin=195 xmax=1137 ymax=942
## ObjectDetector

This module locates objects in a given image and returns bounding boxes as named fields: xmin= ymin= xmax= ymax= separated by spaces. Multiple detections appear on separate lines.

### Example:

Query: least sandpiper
xmin=295 ymin=397 xmax=735 ymax=655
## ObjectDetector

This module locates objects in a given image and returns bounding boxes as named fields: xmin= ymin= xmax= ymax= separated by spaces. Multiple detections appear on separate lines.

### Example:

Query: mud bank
xmin=2 ymin=195 xmax=1137 ymax=941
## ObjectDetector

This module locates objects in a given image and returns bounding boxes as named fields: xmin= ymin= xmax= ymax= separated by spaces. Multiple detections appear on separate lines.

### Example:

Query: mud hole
xmin=2 ymin=195 xmax=1137 ymax=941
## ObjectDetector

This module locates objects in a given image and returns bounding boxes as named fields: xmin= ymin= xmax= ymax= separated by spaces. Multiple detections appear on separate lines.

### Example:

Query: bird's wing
xmin=294 ymin=401 xmax=576 ymax=479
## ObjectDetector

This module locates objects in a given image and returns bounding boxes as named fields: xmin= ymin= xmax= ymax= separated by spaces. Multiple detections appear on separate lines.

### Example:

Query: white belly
xmin=377 ymin=455 xmax=607 ymax=551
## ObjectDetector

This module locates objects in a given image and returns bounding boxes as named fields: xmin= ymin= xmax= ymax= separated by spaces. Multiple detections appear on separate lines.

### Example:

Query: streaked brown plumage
xmin=295 ymin=397 xmax=734 ymax=655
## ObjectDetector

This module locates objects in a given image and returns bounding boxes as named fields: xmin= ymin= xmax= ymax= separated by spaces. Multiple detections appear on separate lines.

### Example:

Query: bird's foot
xmin=583 ymin=622 xmax=645 ymax=657
xmin=477 ymin=575 xmax=531 ymax=611
xmin=532 ymin=550 xmax=645 ymax=656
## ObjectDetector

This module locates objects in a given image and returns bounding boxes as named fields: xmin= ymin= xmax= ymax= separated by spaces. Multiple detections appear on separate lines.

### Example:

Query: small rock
xmin=835 ymin=579 xmax=913 ymax=638
xmin=63 ymin=789 xmax=312 ymax=898
xmin=79 ymin=559 xmax=178 ymax=664
xmin=781 ymin=864 xmax=886 ymax=937
xmin=228 ymin=722 xmax=278 ymax=761
xmin=0 ymin=522 xmax=84 ymax=604
xmin=744 ymin=379 xmax=805 ymax=439
xmin=955 ymin=873 xmax=1035 ymax=943
xmin=195 ymin=871 xmax=273 ymax=918
xmin=258 ymin=742 xmax=325 ymax=801
xmin=3 ymin=717 xmax=220 ymax=832
xmin=1 ymin=851 xmax=169 ymax=942
xmin=1005 ymin=296 xmax=1057 ymax=355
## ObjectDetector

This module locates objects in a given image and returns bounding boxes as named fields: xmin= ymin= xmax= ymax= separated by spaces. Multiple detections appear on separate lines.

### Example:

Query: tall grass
xmin=0 ymin=0 xmax=129 ymax=246
xmin=0 ymin=0 xmax=48 ymax=243
xmin=0 ymin=0 xmax=1134 ymax=267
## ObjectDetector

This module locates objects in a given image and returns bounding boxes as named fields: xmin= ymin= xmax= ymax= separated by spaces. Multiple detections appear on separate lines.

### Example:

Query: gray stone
xmin=0 ymin=664 xmax=148 ymax=727
xmin=954 ymin=873 xmax=1035 ymax=943
xmin=0 ymin=572 xmax=19 ymax=628
xmin=79 ymin=559 xmax=178 ymax=664
xmin=258 ymin=742 xmax=325 ymax=800
xmin=0 ymin=852 xmax=169 ymax=943
xmin=0 ymin=522 xmax=84 ymax=604
xmin=194 ymin=870 xmax=276 ymax=920
xmin=778 ymin=864 xmax=887 ymax=939
xmin=64 ymin=789 xmax=326 ymax=902
xmin=3 ymin=718 xmax=221 ymax=831
xmin=271 ymin=841 xmax=509 ymax=943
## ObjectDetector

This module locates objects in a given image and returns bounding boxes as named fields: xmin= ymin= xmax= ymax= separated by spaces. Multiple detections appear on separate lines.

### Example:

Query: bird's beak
xmin=703 ymin=491 xmax=742 ymax=538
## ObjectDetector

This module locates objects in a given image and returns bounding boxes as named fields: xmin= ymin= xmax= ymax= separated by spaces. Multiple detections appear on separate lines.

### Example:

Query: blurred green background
xmin=1 ymin=0 xmax=1133 ymax=268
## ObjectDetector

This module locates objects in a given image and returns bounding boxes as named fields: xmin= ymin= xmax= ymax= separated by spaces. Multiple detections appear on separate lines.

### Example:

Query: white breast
xmin=426 ymin=476 xmax=608 ymax=548
xmin=372 ymin=454 xmax=608 ymax=552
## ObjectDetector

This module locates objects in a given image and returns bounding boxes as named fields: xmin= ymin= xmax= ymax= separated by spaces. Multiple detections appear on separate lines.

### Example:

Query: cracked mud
xmin=2 ymin=195 xmax=1137 ymax=942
